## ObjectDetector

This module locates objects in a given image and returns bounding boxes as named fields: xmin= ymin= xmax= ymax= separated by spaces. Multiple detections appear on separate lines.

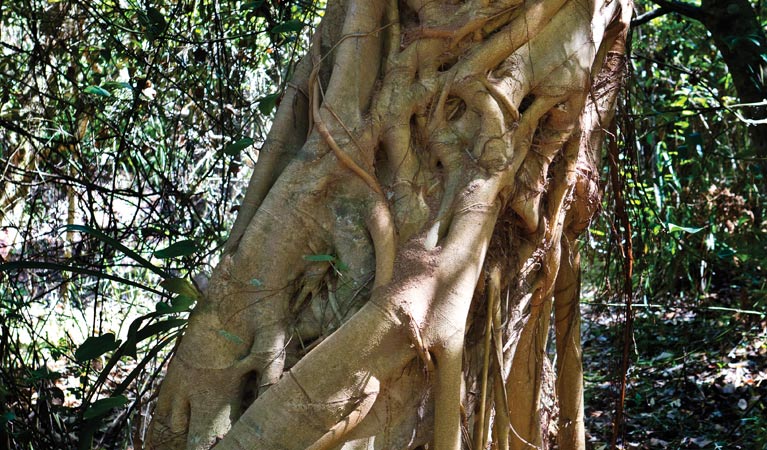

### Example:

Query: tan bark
xmin=148 ymin=0 xmax=631 ymax=448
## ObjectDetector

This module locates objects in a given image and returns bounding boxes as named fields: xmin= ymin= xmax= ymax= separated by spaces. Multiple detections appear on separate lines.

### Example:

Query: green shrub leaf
xmin=153 ymin=239 xmax=198 ymax=258
xmin=160 ymin=278 xmax=200 ymax=299
xmin=270 ymin=19 xmax=303 ymax=34
xmin=84 ymin=85 xmax=112 ymax=97
xmin=135 ymin=319 xmax=186 ymax=342
xmin=83 ymin=395 xmax=129 ymax=420
xmin=75 ymin=334 xmax=118 ymax=362
xmin=223 ymin=138 xmax=255 ymax=156
xmin=171 ymin=295 xmax=196 ymax=311
xmin=101 ymin=81 xmax=133 ymax=91
xmin=155 ymin=295 xmax=196 ymax=314
xmin=141 ymin=6 xmax=167 ymax=40
xmin=257 ymin=93 xmax=280 ymax=115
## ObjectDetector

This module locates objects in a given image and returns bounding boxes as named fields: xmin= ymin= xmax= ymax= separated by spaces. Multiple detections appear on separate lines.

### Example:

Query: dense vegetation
xmin=0 ymin=0 xmax=764 ymax=448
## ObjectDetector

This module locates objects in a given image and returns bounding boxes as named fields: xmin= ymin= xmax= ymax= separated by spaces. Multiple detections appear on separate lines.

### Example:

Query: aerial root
xmin=309 ymin=26 xmax=383 ymax=196
xmin=305 ymin=377 xmax=380 ymax=450
xmin=474 ymin=266 xmax=502 ymax=450
xmin=432 ymin=340 xmax=465 ymax=450
xmin=406 ymin=314 xmax=435 ymax=377
xmin=367 ymin=199 xmax=396 ymax=289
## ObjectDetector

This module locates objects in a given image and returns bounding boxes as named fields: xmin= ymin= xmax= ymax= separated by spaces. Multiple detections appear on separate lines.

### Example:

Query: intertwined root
xmin=148 ymin=0 xmax=630 ymax=448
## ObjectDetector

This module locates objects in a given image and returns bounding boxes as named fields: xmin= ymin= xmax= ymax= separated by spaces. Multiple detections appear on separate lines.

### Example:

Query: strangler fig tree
xmin=148 ymin=0 xmax=631 ymax=448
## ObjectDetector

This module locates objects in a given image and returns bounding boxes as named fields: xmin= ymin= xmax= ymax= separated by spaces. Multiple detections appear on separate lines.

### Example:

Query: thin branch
xmin=631 ymin=7 xmax=670 ymax=26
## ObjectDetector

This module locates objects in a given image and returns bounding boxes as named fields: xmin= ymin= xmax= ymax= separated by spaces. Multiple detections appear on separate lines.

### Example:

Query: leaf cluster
xmin=0 ymin=0 xmax=320 ymax=448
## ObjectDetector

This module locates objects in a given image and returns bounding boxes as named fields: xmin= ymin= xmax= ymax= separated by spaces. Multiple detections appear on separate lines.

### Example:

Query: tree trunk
xmin=147 ymin=0 xmax=630 ymax=448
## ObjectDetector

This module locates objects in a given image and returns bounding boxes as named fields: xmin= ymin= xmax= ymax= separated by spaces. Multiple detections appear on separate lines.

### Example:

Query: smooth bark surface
xmin=148 ymin=0 xmax=631 ymax=448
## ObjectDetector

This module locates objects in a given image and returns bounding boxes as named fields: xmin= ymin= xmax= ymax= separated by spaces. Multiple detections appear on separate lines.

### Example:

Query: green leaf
xmin=83 ymin=396 xmax=129 ymax=420
xmin=84 ymin=86 xmax=112 ymax=97
xmin=1 ymin=412 xmax=16 ymax=423
xmin=135 ymin=319 xmax=186 ymax=342
xmin=270 ymin=19 xmax=304 ymax=34
xmin=171 ymin=295 xmax=196 ymax=311
xmin=123 ymin=316 xmax=146 ymax=358
xmin=588 ymin=228 xmax=606 ymax=237
xmin=75 ymin=334 xmax=118 ymax=362
xmin=250 ymin=278 xmax=264 ymax=287
xmin=257 ymin=93 xmax=280 ymax=115
xmin=160 ymin=278 xmax=200 ymax=299
xmin=153 ymin=239 xmax=198 ymax=258
xmin=716 ymin=248 xmax=737 ymax=259
xmin=101 ymin=81 xmax=133 ymax=91
xmin=154 ymin=295 xmax=196 ymax=314
xmin=28 ymin=368 xmax=61 ymax=381
xmin=146 ymin=7 xmax=165 ymax=25
xmin=667 ymin=223 xmax=705 ymax=234
xmin=223 ymin=138 xmax=255 ymax=156
xmin=303 ymin=254 xmax=336 ymax=262
xmin=218 ymin=329 xmax=244 ymax=345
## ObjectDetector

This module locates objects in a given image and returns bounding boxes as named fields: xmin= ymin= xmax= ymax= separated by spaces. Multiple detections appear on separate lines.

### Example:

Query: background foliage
xmin=0 ymin=0 xmax=764 ymax=449
xmin=583 ymin=0 xmax=767 ymax=446
xmin=0 ymin=0 xmax=318 ymax=448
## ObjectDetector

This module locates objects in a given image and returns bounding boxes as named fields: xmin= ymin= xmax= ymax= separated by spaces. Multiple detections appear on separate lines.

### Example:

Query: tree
xmin=147 ymin=0 xmax=631 ymax=449
xmin=636 ymin=0 xmax=767 ymax=179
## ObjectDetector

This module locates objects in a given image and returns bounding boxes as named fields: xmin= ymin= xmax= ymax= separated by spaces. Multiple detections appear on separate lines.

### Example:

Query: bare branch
xmin=649 ymin=0 xmax=705 ymax=22
xmin=631 ymin=7 xmax=671 ymax=26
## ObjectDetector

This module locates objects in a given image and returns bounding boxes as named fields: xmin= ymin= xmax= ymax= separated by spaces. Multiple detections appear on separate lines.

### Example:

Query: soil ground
xmin=582 ymin=298 xmax=767 ymax=449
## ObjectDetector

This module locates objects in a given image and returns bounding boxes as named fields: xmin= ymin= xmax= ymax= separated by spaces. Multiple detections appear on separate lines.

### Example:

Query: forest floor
xmin=581 ymin=295 xmax=767 ymax=449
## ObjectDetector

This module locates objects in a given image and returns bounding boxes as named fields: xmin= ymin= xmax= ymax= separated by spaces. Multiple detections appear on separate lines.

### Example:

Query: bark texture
xmin=148 ymin=0 xmax=631 ymax=448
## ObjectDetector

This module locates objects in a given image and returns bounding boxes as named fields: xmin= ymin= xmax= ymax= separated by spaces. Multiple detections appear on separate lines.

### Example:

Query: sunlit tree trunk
xmin=148 ymin=0 xmax=630 ymax=448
